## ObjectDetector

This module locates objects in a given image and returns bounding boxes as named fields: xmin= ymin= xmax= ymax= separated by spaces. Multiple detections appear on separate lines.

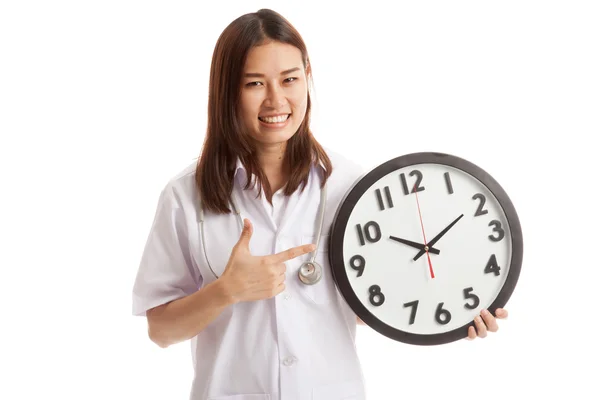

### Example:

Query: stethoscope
xmin=198 ymin=183 xmax=327 ymax=285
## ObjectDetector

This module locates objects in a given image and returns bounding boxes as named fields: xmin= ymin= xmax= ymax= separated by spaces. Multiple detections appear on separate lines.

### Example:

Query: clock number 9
xmin=349 ymin=255 xmax=365 ymax=277
xmin=435 ymin=302 xmax=452 ymax=325
xmin=368 ymin=285 xmax=385 ymax=307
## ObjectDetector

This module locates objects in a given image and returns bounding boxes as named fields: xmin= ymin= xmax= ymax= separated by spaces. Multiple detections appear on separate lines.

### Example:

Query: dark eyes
xmin=245 ymin=77 xmax=297 ymax=87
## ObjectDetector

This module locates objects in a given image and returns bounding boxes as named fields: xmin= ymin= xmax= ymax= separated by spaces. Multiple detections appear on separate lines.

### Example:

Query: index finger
xmin=267 ymin=244 xmax=316 ymax=264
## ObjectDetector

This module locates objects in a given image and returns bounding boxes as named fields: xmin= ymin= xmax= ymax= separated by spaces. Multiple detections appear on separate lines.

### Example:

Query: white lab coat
xmin=132 ymin=148 xmax=368 ymax=400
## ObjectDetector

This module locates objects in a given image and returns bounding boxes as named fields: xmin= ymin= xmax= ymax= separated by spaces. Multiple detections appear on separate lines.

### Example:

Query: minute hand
xmin=413 ymin=214 xmax=464 ymax=261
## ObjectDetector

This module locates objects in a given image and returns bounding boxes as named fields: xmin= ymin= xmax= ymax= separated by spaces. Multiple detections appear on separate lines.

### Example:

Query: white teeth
xmin=259 ymin=114 xmax=289 ymax=123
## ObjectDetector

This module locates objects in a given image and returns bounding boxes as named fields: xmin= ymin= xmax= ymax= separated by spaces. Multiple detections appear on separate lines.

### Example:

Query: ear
xmin=305 ymin=61 xmax=311 ymax=77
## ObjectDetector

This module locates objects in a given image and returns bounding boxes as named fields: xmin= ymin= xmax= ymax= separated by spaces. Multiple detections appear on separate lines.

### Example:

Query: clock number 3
xmin=488 ymin=220 xmax=505 ymax=242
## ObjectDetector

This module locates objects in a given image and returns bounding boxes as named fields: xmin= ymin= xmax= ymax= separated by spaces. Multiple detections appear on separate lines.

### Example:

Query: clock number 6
xmin=435 ymin=302 xmax=452 ymax=325
xmin=368 ymin=285 xmax=385 ymax=307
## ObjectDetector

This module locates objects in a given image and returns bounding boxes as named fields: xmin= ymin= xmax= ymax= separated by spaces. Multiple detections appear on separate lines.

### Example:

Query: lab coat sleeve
xmin=131 ymin=183 xmax=202 ymax=317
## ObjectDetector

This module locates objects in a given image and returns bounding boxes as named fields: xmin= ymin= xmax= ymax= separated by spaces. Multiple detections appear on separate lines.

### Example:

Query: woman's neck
xmin=256 ymin=142 xmax=289 ymax=194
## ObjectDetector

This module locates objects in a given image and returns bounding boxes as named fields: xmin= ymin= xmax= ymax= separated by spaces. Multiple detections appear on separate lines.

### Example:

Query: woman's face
xmin=239 ymin=41 xmax=308 ymax=148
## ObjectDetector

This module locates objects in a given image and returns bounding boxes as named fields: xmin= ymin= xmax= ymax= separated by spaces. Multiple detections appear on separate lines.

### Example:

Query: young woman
xmin=132 ymin=8 xmax=507 ymax=400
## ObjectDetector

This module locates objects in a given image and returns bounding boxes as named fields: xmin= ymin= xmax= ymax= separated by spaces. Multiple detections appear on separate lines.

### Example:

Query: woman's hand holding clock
xmin=467 ymin=308 xmax=509 ymax=339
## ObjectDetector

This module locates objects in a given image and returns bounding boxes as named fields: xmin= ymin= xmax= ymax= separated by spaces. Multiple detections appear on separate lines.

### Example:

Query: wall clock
xmin=329 ymin=152 xmax=523 ymax=345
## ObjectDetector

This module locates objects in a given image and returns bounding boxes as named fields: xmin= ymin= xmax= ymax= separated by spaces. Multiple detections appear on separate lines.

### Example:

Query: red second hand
xmin=414 ymin=185 xmax=435 ymax=279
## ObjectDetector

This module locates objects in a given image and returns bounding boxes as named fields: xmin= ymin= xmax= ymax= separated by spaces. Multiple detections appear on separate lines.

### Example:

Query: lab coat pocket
xmin=299 ymin=234 xmax=333 ymax=305
xmin=208 ymin=394 xmax=270 ymax=400
xmin=312 ymin=379 xmax=365 ymax=400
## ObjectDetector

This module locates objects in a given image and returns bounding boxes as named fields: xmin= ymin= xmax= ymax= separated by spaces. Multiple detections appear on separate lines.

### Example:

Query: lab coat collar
xmin=232 ymin=155 xmax=325 ymax=236
xmin=233 ymin=155 xmax=326 ymax=181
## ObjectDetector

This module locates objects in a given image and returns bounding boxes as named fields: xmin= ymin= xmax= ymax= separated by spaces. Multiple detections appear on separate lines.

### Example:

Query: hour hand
xmin=389 ymin=236 xmax=441 ymax=255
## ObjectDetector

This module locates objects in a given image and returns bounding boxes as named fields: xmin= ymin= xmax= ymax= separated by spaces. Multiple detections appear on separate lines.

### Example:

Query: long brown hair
xmin=195 ymin=8 xmax=332 ymax=214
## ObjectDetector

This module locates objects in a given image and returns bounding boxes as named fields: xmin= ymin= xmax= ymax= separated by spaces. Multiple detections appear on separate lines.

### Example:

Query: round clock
xmin=329 ymin=152 xmax=523 ymax=345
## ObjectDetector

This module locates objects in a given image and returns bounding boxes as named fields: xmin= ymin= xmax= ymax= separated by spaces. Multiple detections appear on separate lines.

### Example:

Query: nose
xmin=265 ymin=84 xmax=286 ymax=109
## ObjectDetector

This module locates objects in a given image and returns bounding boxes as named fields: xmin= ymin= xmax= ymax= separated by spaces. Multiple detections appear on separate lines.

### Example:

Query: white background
xmin=1 ymin=1 xmax=599 ymax=399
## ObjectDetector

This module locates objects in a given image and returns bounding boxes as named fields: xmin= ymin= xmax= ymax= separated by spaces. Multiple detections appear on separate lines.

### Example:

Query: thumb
xmin=236 ymin=218 xmax=253 ymax=251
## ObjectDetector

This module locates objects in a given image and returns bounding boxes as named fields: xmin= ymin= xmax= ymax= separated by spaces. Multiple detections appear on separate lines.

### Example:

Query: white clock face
xmin=335 ymin=160 xmax=519 ymax=341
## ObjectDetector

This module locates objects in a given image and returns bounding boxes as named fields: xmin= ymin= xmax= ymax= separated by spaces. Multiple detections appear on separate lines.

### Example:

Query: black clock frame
xmin=328 ymin=152 xmax=524 ymax=346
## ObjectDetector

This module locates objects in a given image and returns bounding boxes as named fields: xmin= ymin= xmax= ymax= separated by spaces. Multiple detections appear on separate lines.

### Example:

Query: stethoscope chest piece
xmin=298 ymin=261 xmax=323 ymax=285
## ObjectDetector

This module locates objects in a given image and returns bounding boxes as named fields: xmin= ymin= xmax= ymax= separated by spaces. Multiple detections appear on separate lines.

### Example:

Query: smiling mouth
xmin=258 ymin=114 xmax=290 ymax=124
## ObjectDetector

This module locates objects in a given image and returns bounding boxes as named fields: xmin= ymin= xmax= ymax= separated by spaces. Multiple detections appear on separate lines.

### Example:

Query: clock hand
xmin=414 ymin=184 xmax=435 ymax=279
xmin=413 ymin=214 xmax=464 ymax=261
xmin=389 ymin=236 xmax=441 ymax=255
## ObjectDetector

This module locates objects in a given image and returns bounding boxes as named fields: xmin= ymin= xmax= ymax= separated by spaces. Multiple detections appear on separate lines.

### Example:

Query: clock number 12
xmin=399 ymin=170 xmax=425 ymax=194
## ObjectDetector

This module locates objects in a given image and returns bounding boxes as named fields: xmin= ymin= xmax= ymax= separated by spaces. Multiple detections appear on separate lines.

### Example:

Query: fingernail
xmin=481 ymin=309 xmax=489 ymax=316
xmin=475 ymin=316 xmax=482 ymax=323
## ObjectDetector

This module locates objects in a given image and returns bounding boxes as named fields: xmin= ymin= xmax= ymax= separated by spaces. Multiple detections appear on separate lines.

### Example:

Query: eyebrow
xmin=244 ymin=67 xmax=301 ymax=78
